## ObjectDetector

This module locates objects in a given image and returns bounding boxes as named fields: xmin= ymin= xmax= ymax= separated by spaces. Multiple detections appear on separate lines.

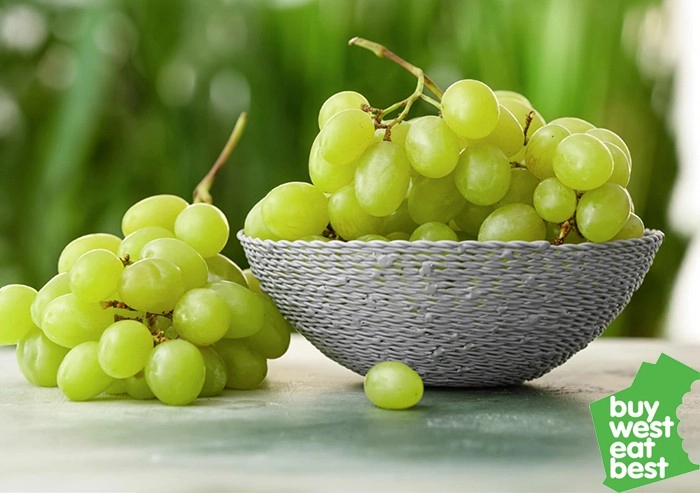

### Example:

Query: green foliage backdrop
xmin=0 ymin=0 xmax=684 ymax=336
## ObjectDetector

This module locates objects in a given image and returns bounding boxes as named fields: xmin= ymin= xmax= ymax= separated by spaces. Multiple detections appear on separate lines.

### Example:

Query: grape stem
xmin=554 ymin=219 xmax=574 ymax=246
xmin=193 ymin=112 xmax=248 ymax=204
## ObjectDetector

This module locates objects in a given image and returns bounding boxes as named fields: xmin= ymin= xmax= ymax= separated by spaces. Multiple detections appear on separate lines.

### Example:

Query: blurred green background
xmin=0 ymin=0 xmax=684 ymax=337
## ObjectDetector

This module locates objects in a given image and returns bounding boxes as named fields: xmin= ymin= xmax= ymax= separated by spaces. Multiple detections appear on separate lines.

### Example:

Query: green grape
xmin=121 ymin=194 xmax=188 ymax=236
xmin=172 ymin=288 xmax=232 ymax=346
xmin=42 ymin=294 xmax=114 ymax=348
xmin=381 ymin=200 xmax=418 ymax=235
xmin=472 ymin=104 xmax=524 ymax=159
xmin=118 ymin=258 xmax=186 ymax=313
xmin=552 ymin=133 xmax=613 ymax=191
xmin=576 ymin=183 xmax=631 ymax=243
xmin=243 ymin=198 xmax=280 ymax=240
xmin=494 ymin=89 xmax=532 ymax=107
xmin=404 ymin=115 xmax=461 ymax=178
xmin=69 ymin=249 xmax=124 ymax=303
xmin=478 ymin=204 xmax=546 ymax=242
xmin=319 ymin=108 xmax=375 ymax=165
xmin=261 ymin=182 xmax=329 ymax=241
xmin=242 ymin=269 xmax=264 ymax=296
xmin=586 ymin=127 xmax=632 ymax=164
xmin=496 ymin=168 xmax=540 ymax=208
xmin=497 ymin=98 xmax=545 ymax=142
xmin=174 ymin=203 xmax=229 ymax=258
xmin=441 ymin=79 xmax=499 ymax=140
xmin=0 ymin=284 xmax=38 ymax=345
xmin=141 ymin=237 xmax=208 ymax=291
xmin=205 ymin=254 xmax=247 ymax=286
xmin=328 ymin=184 xmax=383 ymax=240
xmin=533 ymin=177 xmax=577 ymax=223
xmin=386 ymin=120 xmax=411 ymax=148
xmin=611 ymin=213 xmax=645 ymax=240
xmin=407 ymin=175 xmax=466 ymax=224
xmin=356 ymin=234 xmax=389 ymax=241
xmin=409 ymin=222 xmax=458 ymax=242
xmin=548 ymin=116 xmax=595 ymax=134
xmin=454 ymin=143 xmax=511 ymax=206
xmin=125 ymin=371 xmax=155 ymax=400
xmin=452 ymin=201 xmax=494 ymax=237
xmin=97 ymin=320 xmax=154 ymax=379
xmin=604 ymin=142 xmax=631 ymax=187
xmin=355 ymin=141 xmax=411 ymax=217
xmin=105 ymin=379 xmax=127 ymax=395
xmin=215 ymin=339 xmax=268 ymax=390
xmin=244 ymin=294 xmax=291 ymax=359
xmin=207 ymin=280 xmax=265 ymax=338
xmin=118 ymin=226 xmax=174 ymax=261
xmin=58 ymin=233 xmax=122 ymax=273
xmin=145 ymin=339 xmax=205 ymax=406
xmin=57 ymin=341 xmax=114 ymax=401
xmin=300 ymin=235 xmax=331 ymax=241
xmin=524 ymin=124 xmax=571 ymax=180
xmin=16 ymin=327 xmax=69 ymax=387
xmin=386 ymin=231 xmax=411 ymax=241
xmin=364 ymin=361 xmax=424 ymax=410
xmin=30 ymin=273 xmax=71 ymax=328
xmin=198 ymin=346 xmax=228 ymax=397
xmin=308 ymin=134 xmax=357 ymax=194
xmin=318 ymin=91 xmax=369 ymax=129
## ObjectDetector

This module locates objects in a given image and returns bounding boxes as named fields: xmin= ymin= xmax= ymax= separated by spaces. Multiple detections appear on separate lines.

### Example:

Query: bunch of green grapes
xmin=244 ymin=40 xmax=643 ymax=246
xmin=0 ymin=194 xmax=291 ymax=406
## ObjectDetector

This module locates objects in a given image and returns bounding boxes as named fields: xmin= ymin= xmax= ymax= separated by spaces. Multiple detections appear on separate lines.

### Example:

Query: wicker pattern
xmin=238 ymin=230 xmax=664 ymax=387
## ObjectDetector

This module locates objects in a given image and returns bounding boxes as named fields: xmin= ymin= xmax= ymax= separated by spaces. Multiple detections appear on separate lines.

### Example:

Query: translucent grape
xmin=207 ymin=280 xmax=264 ymax=338
xmin=197 ymin=346 xmax=228 ymax=397
xmin=533 ymin=177 xmax=577 ymax=223
xmin=576 ymin=183 xmax=631 ymax=243
xmin=319 ymin=108 xmax=375 ymax=165
xmin=473 ymin=104 xmax=524 ymax=158
xmin=586 ymin=127 xmax=632 ymax=164
xmin=145 ymin=339 xmax=205 ymax=406
xmin=125 ymin=371 xmax=155 ymax=400
xmin=121 ymin=194 xmax=188 ymax=236
xmin=242 ymin=269 xmax=264 ymax=296
xmin=318 ymin=91 xmax=369 ymax=129
xmin=496 ymin=168 xmax=540 ymax=208
xmin=173 ymin=288 xmax=231 ymax=346
xmin=381 ymin=200 xmax=418 ymax=236
xmin=215 ymin=339 xmax=268 ymax=390
xmin=42 ymin=294 xmax=115 ymax=348
xmin=552 ymin=133 xmax=613 ymax=191
xmin=174 ymin=203 xmax=230 ymax=258
xmin=243 ymin=198 xmax=280 ymax=240
xmin=355 ymin=141 xmax=411 ymax=217
xmin=57 ymin=341 xmax=114 ymax=401
xmin=364 ymin=361 xmax=424 ymax=410
xmin=69 ymin=249 xmax=124 ymax=303
xmin=612 ymin=213 xmax=645 ymax=240
xmin=604 ymin=142 xmax=631 ymax=187
xmin=524 ymin=124 xmax=571 ymax=180
xmin=118 ymin=226 xmax=174 ymax=261
xmin=16 ymin=327 xmax=69 ymax=387
xmin=58 ymin=233 xmax=122 ymax=273
xmin=548 ymin=116 xmax=595 ymax=134
xmin=452 ymin=202 xmax=494 ymax=237
xmin=454 ymin=143 xmax=511 ymax=206
xmin=261 ymin=182 xmax=329 ymax=241
xmin=497 ymin=98 xmax=545 ymax=142
xmin=478 ymin=204 xmax=546 ymax=242
xmin=494 ymin=89 xmax=531 ymax=107
xmin=356 ymin=234 xmax=388 ymax=241
xmin=105 ymin=379 xmax=127 ymax=395
xmin=244 ymin=294 xmax=291 ymax=359
xmin=308 ymin=134 xmax=357 ymax=194
xmin=441 ymin=79 xmax=499 ymax=140
xmin=141 ymin=237 xmax=208 ymax=291
xmin=31 ymin=273 xmax=71 ymax=328
xmin=0 ymin=284 xmax=38 ymax=345
xmin=97 ymin=320 xmax=154 ymax=379
xmin=409 ymin=222 xmax=458 ymax=241
xmin=205 ymin=254 xmax=247 ymax=286
xmin=386 ymin=231 xmax=411 ymax=241
xmin=386 ymin=120 xmax=411 ymax=148
xmin=118 ymin=258 xmax=185 ymax=313
xmin=328 ymin=185 xmax=383 ymax=240
xmin=404 ymin=115 xmax=461 ymax=178
xmin=407 ymin=175 xmax=466 ymax=225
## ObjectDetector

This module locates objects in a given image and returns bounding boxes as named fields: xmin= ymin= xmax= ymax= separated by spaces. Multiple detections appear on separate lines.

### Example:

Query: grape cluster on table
xmin=245 ymin=80 xmax=643 ymax=245
xmin=0 ymin=195 xmax=291 ymax=406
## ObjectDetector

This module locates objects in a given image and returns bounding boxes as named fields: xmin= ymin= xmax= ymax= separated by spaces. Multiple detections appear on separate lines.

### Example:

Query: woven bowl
xmin=238 ymin=229 xmax=664 ymax=387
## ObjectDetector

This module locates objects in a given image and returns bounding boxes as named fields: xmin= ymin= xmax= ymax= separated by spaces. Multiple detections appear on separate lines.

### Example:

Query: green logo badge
xmin=590 ymin=353 xmax=700 ymax=492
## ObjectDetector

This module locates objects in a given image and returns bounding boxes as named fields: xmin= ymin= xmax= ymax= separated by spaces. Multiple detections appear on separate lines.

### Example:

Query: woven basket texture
xmin=238 ymin=229 xmax=664 ymax=387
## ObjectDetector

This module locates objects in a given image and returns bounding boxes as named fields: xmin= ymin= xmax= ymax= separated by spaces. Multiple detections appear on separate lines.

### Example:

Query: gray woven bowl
xmin=238 ymin=229 xmax=664 ymax=387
